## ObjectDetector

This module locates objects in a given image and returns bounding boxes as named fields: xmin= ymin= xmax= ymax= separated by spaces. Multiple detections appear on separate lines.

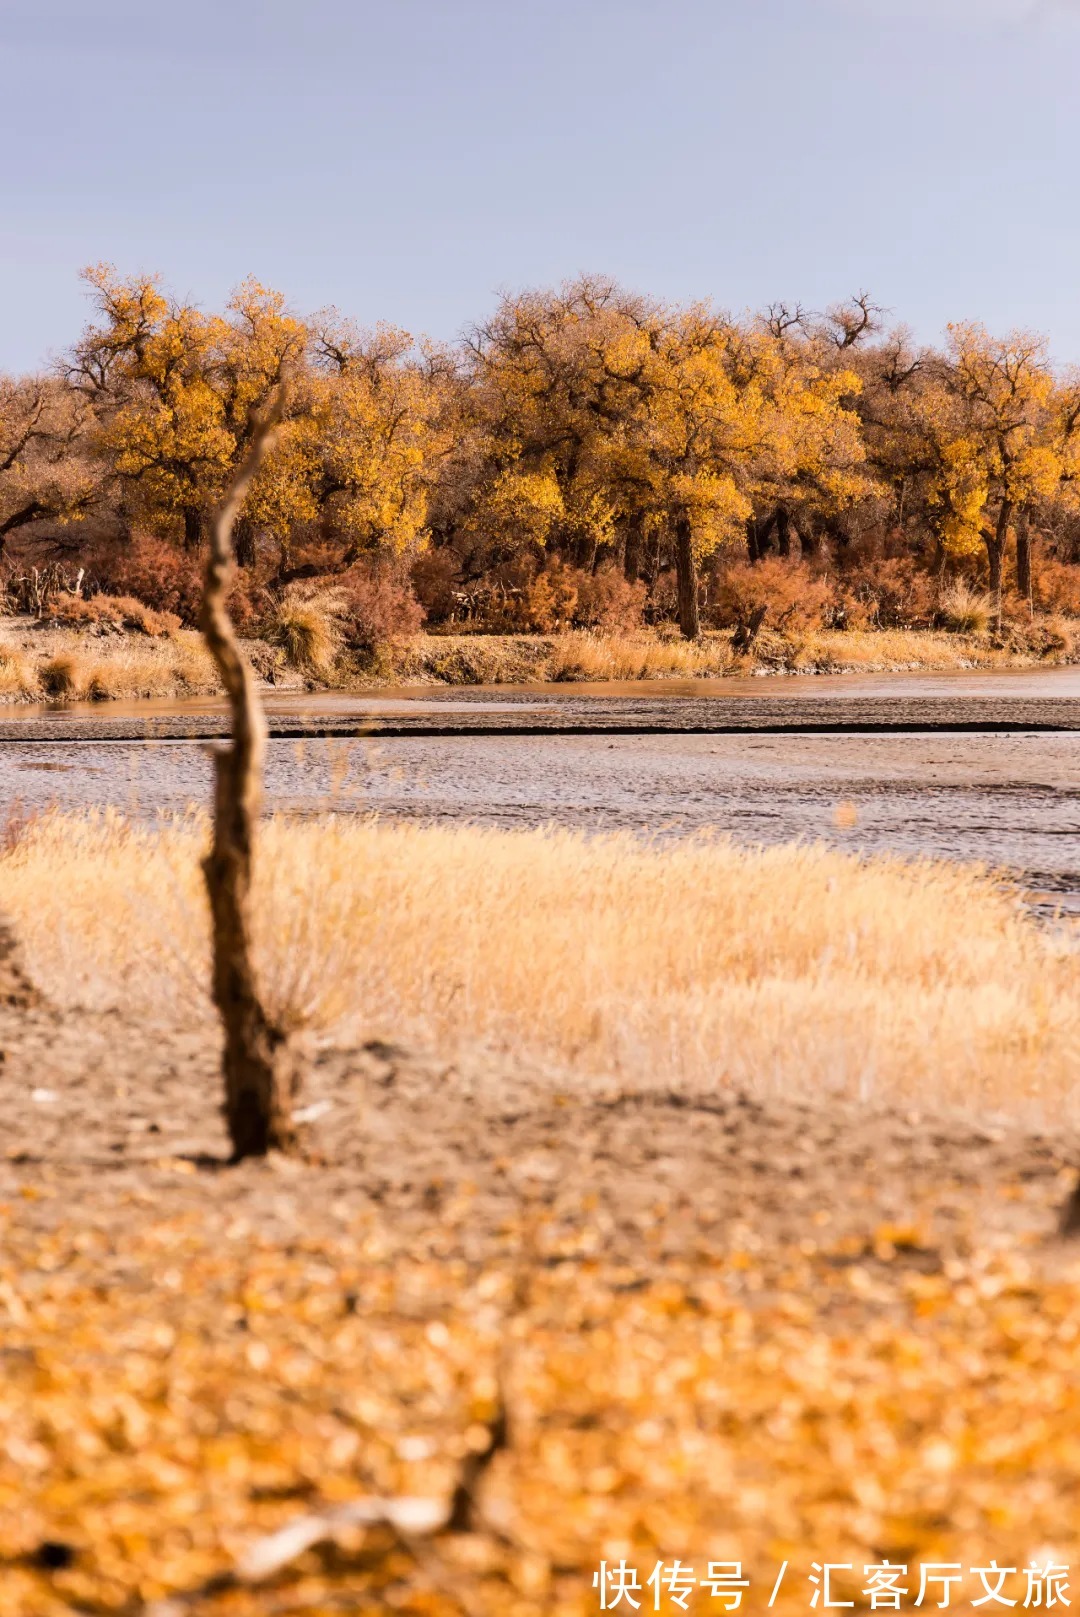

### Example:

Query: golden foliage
xmin=0 ymin=1104 xmax=1079 ymax=1614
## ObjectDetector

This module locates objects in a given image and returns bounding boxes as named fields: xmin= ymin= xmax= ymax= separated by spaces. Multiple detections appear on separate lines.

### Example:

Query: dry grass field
xmin=4 ymin=813 xmax=1080 ymax=1120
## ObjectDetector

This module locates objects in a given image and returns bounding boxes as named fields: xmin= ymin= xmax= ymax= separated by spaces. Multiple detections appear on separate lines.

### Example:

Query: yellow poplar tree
xmin=931 ymin=325 xmax=1062 ymax=609
xmin=259 ymin=318 xmax=446 ymax=571
xmin=70 ymin=266 xmax=307 ymax=551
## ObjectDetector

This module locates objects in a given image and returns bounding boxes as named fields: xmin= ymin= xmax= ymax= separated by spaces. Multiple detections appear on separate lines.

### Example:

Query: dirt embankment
xmin=3 ymin=613 xmax=1079 ymax=705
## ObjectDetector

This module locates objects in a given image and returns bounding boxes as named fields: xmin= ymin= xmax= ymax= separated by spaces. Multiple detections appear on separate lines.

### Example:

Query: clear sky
xmin=2 ymin=0 xmax=1079 ymax=372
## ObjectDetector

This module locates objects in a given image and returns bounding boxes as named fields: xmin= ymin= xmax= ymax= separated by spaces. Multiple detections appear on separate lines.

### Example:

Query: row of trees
xmin=3 ymin=268 xmax=1080 ymax=637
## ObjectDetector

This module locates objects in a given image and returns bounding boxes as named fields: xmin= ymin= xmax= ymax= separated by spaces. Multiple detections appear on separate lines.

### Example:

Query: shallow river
xmin=3 ymin=667 xmax=1080 ymax=908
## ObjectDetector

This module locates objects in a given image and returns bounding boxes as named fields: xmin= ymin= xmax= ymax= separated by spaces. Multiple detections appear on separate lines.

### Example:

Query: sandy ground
xmin=3 ymin=995 xmax=1074 ymax=1268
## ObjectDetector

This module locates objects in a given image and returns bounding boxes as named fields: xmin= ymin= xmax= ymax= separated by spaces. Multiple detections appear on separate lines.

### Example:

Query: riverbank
xmin=2 ymin=616 xmax=1078 ymax=704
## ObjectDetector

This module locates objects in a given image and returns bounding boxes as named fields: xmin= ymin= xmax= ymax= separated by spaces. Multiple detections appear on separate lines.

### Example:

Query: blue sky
xmin=2 ymin=0 xmax=1079 ymax=370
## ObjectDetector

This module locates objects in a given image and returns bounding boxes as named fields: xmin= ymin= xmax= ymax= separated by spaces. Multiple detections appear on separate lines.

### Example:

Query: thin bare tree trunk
xmin=201 ymin=388 xmax=304 ymax=1160
xmin=986 ymin=499 xmax=1012 ymax=633
xmin=623 ymin=511 xmax=644 ymax=583
xmin=1015 ymin=505 xmax=1033 ymax=612
xmin=674 ymin=512 xmax=701 ymax=640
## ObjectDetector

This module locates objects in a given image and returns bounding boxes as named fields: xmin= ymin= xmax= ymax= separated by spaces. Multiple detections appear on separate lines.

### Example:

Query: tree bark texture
xmin=200 ymin=388 xmax=304 ymax=1160
xmin=775 ymin=505 xmax=792 ymax=558
xmin=986 ymin=498 xmax=1012 ymax=626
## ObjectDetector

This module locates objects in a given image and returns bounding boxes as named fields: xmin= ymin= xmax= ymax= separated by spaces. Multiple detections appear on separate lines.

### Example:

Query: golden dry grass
xmin=0 ymin=639 xmax=35 ymax=698
xmin=544 ymin=630 xmax=737 ymax=680
xmin=399 ymin=625 xmax=1071 ymax=685
xmin=781 ymin=626 xmax=1015 ymax=672
xmin=3 ymin=813 xmax=1077 ymax=1119
xmin=0 ymin=627 xmax=220 ymax=703
xmin=263 ymin=592 xmax=342 ymax=675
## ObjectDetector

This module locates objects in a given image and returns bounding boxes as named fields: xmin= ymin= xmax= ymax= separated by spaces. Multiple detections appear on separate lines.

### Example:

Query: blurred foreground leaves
xmin=1 ymin=1181 xmax=1079 ymax=1615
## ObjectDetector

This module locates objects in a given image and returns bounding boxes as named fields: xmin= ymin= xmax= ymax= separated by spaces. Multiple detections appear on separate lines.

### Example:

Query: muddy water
xmin=3 ymin=668 xmax=1080 ymax=908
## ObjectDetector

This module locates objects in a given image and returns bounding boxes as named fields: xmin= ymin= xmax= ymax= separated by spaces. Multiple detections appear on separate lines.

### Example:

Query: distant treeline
xmin=4 ymin=268 xmax=1080 ymax=639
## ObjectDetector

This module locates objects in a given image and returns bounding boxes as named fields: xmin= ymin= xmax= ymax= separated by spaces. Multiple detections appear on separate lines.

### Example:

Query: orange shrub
xmin=44 ymin=592 xmax=181 ymax=638
xmin=338 ymin=556 xmax=425 ymax=650
xmin=88 ymin=534 xmax=205 ymax=624
xmin=574 ymin=564 xmax=647 ymax=631
xmin=523 ymin=559 xmax=579 ymax=631
xmin=1034 ymin=556 xmax=1080 ymax=617
xmin=835 ymin=556 xmax=938 ymax=629
xmin=410 ymin=549 xmax=462 ymax=623
xmin=83 ymin=534 xmax=273 ymax=629
xmin=711 ymin=557 xmax=831 ymax=632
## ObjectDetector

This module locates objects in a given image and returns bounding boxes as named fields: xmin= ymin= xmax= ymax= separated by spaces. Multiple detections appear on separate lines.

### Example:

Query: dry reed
xmin=2 ymin=813 xmax=1077 ymax=1120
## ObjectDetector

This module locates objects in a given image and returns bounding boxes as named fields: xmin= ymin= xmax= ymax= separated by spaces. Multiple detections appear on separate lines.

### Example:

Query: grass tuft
xmin=939 ymin=580 xmax=994 ymax=634
xmin=263 ymin=594 xmax=342 ymax=675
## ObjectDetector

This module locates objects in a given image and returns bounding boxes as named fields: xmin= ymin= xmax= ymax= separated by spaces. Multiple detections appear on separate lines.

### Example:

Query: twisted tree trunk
xmin=201 ymin=388 xmax=305 ymax=1160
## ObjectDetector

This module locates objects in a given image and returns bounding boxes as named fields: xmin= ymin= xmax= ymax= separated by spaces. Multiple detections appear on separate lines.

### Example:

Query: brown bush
xmin=834 ymin=556 xmax=939 ymax=630
xmin=410 ymin=549 xmax=462 ymax=623
xmin=520 ymin=559 xmax=579 ymax=632
xmin=45 ymin=592 xmax=180 ymax=638
xmin=479 ymin=557 xmax=583 ymax=633
xmin=711 ymin=558 xmax=831 ymax=633
xmin=88 ymin=534 xmax=205 ymax=625
xmin=574 ymin=564 xmax=647 ymax=632
xmin=83 ymin=534 xmax=272 ymax=630
xmin=1034 ymin=557 xmax=1080 ymax=618
xmin=338 ymin=556 xmax=426 ymax=651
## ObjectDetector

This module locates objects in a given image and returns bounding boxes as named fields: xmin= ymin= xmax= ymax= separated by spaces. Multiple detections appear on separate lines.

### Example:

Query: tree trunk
xmin=775 ymin=505 xmax=792 ymax=558
xmin=200 ymin=389 xmax=305 ymax=1160
xmin=575 ymin=533 xmax=598 ymax=573
xmin=234 ymin=516 xmax=257 ymax=569
xmin=1062 ymin=1177 xmax=1080 ymax=1236
xmin=623 ymin=513 xmax=644 ymax=583
xmin=1015 ymin=507 xmax=1033 ymax=609
xmin=985 ymin=499 xmax=1012 ymax=630
xmin=184 ymin=506 xmax=204 ymax=552
xmin=799 ymin=518 xmax=820 ymax=558
xmin=674 ymin=513 xmax=700 ymax=640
